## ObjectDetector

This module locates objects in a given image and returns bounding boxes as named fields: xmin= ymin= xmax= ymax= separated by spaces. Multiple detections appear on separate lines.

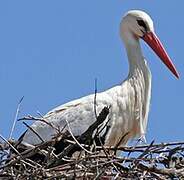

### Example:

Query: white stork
xmin=20 ymin=10 xmax=179 ymax=148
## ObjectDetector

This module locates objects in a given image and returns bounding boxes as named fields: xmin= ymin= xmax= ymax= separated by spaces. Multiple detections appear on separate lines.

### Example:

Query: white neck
xmin=121 ymin=29 xmax=152 ymax=136
xmin=121 ymin=30 xmax=146 ymax=77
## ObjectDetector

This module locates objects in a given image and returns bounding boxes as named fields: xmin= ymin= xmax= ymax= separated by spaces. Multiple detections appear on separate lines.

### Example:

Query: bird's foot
xmin=138 ymin=135 xmax=147 ymax=144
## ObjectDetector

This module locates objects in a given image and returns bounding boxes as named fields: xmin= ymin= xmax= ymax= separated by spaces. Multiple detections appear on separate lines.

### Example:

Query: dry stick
xmin=64 ymin=118 xmax=92 ymax=154
xmin=15 ymin=142 xmax=53 ymax=162
xmin=92 ymin=80 xmax=110 ymax=157
xmin=113 ymin=132 xmax=130 ymax=155
xmin=64 ymin=139 xmax=184 ymax=157
xmin=150 ymin=173 xmax=166 ymax=180
xmin=121 ymin=138 xmax=145 ymax=166
xmin=0 ymin=139 xmax=45 ymax=170
xmin=153 ymin=147 xmax=184 ymax=155
xmin=137 ymin=140 xmax=155 ymax=159
xmin=94 ymin=78 xmax=98 ymax=119
xmin=0 ymin=156 xmax=38 ymax=178
xmin=59 ymin=139 xmax=184 ymax=155
xmin=132 ymin=140 xmax=155 ymax=169
xmin=9 ymin=96 xmax=24 ymax=139
xmin=61 ymin=159 xmax=123 ymax=175
xmin=0 ymin=134 xmax=21 ymax=157
xmin=22 ymin=121 xmax=44 ymax=143
xmin=2 ymin=101 xmax=184 ymax=180
xmin=36 ymin=143 xmax=184 ymax=178
xmin=19 ymin=159 xmax=39 ymax=169
xmin=127 ymin=141 xmax=184 ymax=149
xmin=92 ymin=141 xmax=184 ymax=154
xmin=137 ymin=163 xmax=184 ymax=178
xmin=2 ymin=139 xmax=182 ymax=178
xmin=45 ymin=148 xmax=184 ymax=179
xmin=19 ymin=116 xmax=59 ymax=133
xmin=25 ymin=158 xmax=42 ymax=168
xmin=45 ymin=156 xmax=141 ymax=174
xmin=0 ymin=134 xmax=38 ymax=170
xmin=93 ymin=78 xmax=108 ymax=138
xmin=93 ymin=78 xmax=105 ymax=154
xmin=168 ymin=146 xmax=182 ymax=160
xmin=97 ymin=135 xmax=109 ymax=158
xmin=48 ymin=107 xmax=110 ymax=167
xmin=2 ymin=137 xmax=79 ymax=169
xmin=36 ymin=111 xmax=44 ymax=118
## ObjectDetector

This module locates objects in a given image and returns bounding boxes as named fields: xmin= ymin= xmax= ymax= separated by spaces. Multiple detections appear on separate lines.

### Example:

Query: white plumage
xmin=21 ymin=10 xmax=179 ymax=147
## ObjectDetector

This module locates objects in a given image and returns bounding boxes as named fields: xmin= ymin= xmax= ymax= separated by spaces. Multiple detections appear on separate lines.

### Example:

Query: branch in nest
xmin=48 ymin=106 xmax=110 ymax=167
xmin=1 ymin=103 xmax=184 ymax=179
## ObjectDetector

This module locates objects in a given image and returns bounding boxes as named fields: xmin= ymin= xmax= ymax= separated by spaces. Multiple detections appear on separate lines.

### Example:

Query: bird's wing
xmin=21 ymin=87 xmax=120 ymax=145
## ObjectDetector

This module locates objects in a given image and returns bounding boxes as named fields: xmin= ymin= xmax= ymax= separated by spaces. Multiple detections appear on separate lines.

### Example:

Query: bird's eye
xmin=137 ymin=19 xmax=147 ymax=31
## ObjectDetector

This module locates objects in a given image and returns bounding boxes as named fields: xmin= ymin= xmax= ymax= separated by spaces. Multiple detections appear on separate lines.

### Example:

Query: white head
xmin=120 ymin=10 xmax=154 ymax=40
xmin=120 ymin=10 xmax=179 ymax=78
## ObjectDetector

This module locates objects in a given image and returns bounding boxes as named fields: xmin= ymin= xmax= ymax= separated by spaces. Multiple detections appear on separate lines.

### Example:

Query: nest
xmin=0 ymin=107 xmax=184 ymax=179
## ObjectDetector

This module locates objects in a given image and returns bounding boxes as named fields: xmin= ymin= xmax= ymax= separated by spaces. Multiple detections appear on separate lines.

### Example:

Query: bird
xmin=20 ymin=10 xmax=179 ymax=149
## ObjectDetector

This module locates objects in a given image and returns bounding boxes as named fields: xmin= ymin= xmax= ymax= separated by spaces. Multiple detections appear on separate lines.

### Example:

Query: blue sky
xmin=0 ymin=1 xmax=183 ymax=143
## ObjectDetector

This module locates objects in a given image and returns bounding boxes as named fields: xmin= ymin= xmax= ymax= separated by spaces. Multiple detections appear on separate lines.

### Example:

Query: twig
xmin=132 ymin=140 xmax=155 ymax=168
xmin=2 ymin=102 xmax=184 ymax=180
xmin=19 ymin=116 xmax=59 ymax=133
xmin=114 ymin=132 xmax=129 ymax=155
xmin=0 ymin=134 xmax=21 ymax=156
xmin=9 ymin=96 xmax=24 ymax=139
xmin=22 ymin=121 xmax=44 ymax=143
xmin=94 ymin=78 xmax=98 ymax=120
xmin=47 ymin=107 xmax=109 ymax=167
xmin=64 ymin=118 xmax=92 ymax=154
xmin=137 ymin=163 xmax=184 ymax=178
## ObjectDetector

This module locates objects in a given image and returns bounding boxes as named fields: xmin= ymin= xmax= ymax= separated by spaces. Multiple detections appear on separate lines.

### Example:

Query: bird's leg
xmin=138 ymin=134 xmax=147 ymax=144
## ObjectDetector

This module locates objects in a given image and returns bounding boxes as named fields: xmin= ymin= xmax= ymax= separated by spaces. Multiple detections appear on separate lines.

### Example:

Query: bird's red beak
xmin=142 ymin=32 xmax=179 ymax=79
